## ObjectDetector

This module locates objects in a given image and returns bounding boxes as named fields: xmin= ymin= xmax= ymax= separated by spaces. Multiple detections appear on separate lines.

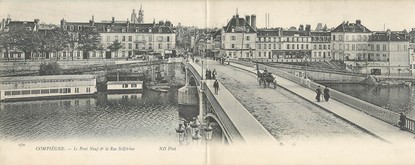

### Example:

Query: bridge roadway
xmin=186 ymin=62 xmax=276 ymax=144
xmin=228 ymin=60 xmax=415 ymax=144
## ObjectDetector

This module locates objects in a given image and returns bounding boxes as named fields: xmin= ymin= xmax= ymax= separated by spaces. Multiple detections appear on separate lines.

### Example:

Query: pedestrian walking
xmin=213 ymin=79 xmax=219 ymax=95
xmin=323 ymin=86 xmax=330 ymax=102
xmin=207 ymin=69 xmax=211 ymax=79
xmin=212 ymin=69 xmax=217 ymax=79
xmin=315 ymin=86 xmax=322 ymax=102
xmin=398 ymin=112 xmax=407 ymax=130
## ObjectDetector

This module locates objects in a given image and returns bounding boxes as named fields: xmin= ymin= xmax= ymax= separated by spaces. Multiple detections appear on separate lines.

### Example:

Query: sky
xmin=0 ymin=0 xmax=414 ymax=31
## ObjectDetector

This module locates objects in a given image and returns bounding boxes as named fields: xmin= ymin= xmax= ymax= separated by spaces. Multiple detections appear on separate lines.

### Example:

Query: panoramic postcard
xmin=0 ymin=0 xmax=415 ymax=164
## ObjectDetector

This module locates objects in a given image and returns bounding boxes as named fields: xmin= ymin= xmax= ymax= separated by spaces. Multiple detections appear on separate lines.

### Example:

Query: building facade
xmin=220 ymin=14 xmax=257 ymax=59
xmin=331 ymin=20 xmax=372 ymax=61
xmin=310 ymin=31 xmax=331 ymax=60
xmin=61 ymin=17 xmax=176 ymax=60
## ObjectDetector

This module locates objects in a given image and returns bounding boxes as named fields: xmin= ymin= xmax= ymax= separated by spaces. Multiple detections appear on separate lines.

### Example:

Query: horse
xmin=258 ymin=71 xmax=277 ymax=89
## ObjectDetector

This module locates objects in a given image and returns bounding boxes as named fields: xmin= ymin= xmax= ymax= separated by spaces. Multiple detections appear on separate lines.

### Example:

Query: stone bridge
xmin=178 ymin=61 xmax=275 ymax=145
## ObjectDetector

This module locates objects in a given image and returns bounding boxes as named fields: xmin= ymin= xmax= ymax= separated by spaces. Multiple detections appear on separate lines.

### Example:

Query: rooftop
xmin=332 ymin=20 xmax=371 ymax=33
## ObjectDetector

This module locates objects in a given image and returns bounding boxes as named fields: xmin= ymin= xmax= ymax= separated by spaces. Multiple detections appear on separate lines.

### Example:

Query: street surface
xmin=201 ymin=59 xmax=379 ymax=145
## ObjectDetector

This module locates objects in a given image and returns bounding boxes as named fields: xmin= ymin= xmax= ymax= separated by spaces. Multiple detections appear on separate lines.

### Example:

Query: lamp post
xmin=176 ymin=117 xmax=213 ymax=145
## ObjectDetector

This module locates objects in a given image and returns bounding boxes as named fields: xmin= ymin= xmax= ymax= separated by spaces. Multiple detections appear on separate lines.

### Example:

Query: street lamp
xmin=176 ymin=117 xmax=213 ymax=145
xmin=175 ymin=123 xmax=186 ymax=142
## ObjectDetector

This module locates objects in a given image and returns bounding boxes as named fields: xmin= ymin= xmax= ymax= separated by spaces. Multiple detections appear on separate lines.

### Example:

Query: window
xmin=352 ymin=35 xmax=355 ymax=41
xmin=158 ymin=36 xmax=163 ymax=41
xmin=319 ymin=45 xmax=322 ymax=50
xmin=167 ymin=36 xmax=170 ymax=42
xmin=5 ymin=91 xmax=11 ymax=96
xmin=269 ymin=44 xmax=271 ymax=49
xmin=122 ymin=36 xmax=126 ymax=41
xmin=259 ymin=52 xmax=261 ymax=57
xmin=328 ymin=45 xmax=330 ymax=49
xmin=352 ymin=44 xmax=355 ymax=51
xmin=286 ymin=44 xmax=290 ymax=49
xmin=274 ymin=44 xmax=276 ymax=49
xmin=12 ymin=91 xmax=21 ymax=95
xmin=167 ymin=43 xmax=171 ymax=49
xmin=301 ymin=44 xmax=304 ymax=49
xmin=106 ymin=36 xmax=110 ymax=41
xmin=231 ymin=44 xmax=235 ymax=49
xmin=376 ymin=45 xmax=380 ymax=51
xmin=128 ymin=43 xmax=132 ymax=49
xmin=306 ymin=44 xmax=309 ymax=49
xmin=231 ymin=36 xmax=236 ymax=40
xmin=131 ymin=84 xmax=137 ymax=88
xmin=41 ymin=89 xmax=49 ymax=94
xmin=383 ymin=45 xmax=386 ymax=51
xmin=357 ymin=35 xmax=361 ymax=41
xmin=115 ymin=36 xmax=119 ymax=41
xmin=158 ymin=43 xmax=162 ymax=49
xmin=323 ymin=45 xmax=326 ymax=50
xmin=339 ymin=44 xmax=342 ymax=50
xmin=246 ymin=44 xmax=250 ymax=49
xmin=22 ymin=90 xmax=30 ymax=95
xmin=128 ymin=36 xmax=132 ymax=41
xmin=86 ymin=87 xmax=91 ymax=93
xmin=246 ymin=36 xmax=250 ymax=41
xmin=122 ymin=84 xmax=128 ymax=88
xmin=75 ymin=88 xmax=79 ymax=93
xmin=339 ymin=35 xmax=343 ymax=41
xmin=332 ymin=35 xmax=336 ymax=41
xmin=50 ymin=89 xmax=59 ymax=93
xmin=314 ymin=45 xmax=317 ymax=49
xmin=31 ymin=90 xmax=40 ymax=94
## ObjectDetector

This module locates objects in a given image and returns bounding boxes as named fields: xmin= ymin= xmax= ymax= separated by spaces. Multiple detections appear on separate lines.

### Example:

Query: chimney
xmin=305 ymin=24 xmax=311 ymax=32
xmin=299 ymin=24 xmax=304 ymax=31
xmin=165 ymin=20 xmax=171 ymax=27
xmin=278 ymin=28 xmax=282 ymax=36
xmin=245 ymin=15 xmax=250 ymax=26
xmin=127 ymin=18 xmax=130 ymax=27
xmin=89 ymin=15 xmax=95 ymax=26
xmin=356 ymin=19 xmax=361 ymax=25
xmin=60 ymin=18 xmax=66 ymax=26
xmin=111 ymin=17 xmax=115 ymax=24
xmin=251 ymin=14 xmax=256 ymax=30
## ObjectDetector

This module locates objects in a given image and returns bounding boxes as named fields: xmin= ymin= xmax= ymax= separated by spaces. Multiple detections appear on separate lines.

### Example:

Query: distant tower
xmin=131 ymin=9 xmax=137 ymax=23
xmin=137 ymin=4 xmax=144 ymax=23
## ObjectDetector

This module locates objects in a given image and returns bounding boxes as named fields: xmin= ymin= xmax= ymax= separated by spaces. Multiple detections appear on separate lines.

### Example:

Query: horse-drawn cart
xmin=257 ymin=71 xmax=277 ymax=89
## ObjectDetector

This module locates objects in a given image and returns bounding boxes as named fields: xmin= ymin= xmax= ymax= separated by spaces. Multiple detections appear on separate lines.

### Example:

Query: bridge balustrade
xmin=232 ymin=60 xmax=415 ymax=134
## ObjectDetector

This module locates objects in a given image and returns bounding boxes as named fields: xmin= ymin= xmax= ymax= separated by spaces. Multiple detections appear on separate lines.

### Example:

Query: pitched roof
xmin=257 ymin=29 xmax=281 ymax=36
xmin=282 ymin=30 xmax=309 ymax=36
xmin=332 ymin=21 xmax=371 ymax=33
xmin=223 ymin=15 xmax=256 ymax=33
xmin=310 ymin=31 xmax=331 ymax=36
xmin=370 ymin=31 xmax=409 ymax=42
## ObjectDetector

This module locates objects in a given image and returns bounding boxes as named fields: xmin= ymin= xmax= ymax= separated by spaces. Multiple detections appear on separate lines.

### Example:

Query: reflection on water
xmin=325 ymin=84 xmax=415 ymax=119
xmin=0 ymin=87 xmax=182 ymax=142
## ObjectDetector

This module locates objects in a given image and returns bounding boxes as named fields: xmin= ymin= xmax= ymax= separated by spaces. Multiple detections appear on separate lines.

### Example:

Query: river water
xmin=0 ymin=88 xmax=183 ymax=142
xmin=324 ymin=84 xmax=415 ymax=119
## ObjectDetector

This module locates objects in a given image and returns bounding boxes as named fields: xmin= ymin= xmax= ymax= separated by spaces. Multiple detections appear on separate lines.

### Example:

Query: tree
xmin=14 ymin=29 xmax=43 ymax=60
xmin=77 ymin=27 xmax=101 ymax=60
xmin=49 ymin=28 xmax=71 ymax=61
xmin=108 ymin=40 xmax=123 ymax=58
xmin=39 ymin=62 xmax=62 ymax=75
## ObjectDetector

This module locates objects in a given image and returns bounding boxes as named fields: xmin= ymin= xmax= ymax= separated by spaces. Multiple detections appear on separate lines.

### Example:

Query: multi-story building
xmin=220 ymin=14 xmax=257 ymax=59
xmin=0 ymin=18 xmax=42 ymax=61
xmin=256 ymin=26 xmax=311 ymax=60
xmin=331 ymin=20 xmax=372 ymax=61
xmin=61 ymin=16 xmax=176 ymax=60
xmin=310 ymin=31 xmax=331 ymax=60
xmin=343 ymin=30 xmax=410 ymax=75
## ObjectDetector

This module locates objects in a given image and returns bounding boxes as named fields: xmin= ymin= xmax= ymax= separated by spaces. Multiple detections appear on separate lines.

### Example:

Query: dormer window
xmin=77 ymin=26 xmax=81 ymax=31
xmin=63 ymin=25 xmax=67 ymax=30
xmin=158 ymin=28 xmax=162 ymax=33
xmin=122 ymin=27 xmax=126 ymax=33
xmin=135 ymin=27 xmax=139 ymax=33
xmin=149 ymin=28 xmax=152 ymax=33
xmin=70 ymin=25 xmax=74 ymax=31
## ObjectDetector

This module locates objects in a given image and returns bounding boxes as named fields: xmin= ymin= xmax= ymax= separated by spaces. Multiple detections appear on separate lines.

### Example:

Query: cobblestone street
xmin=203 ymin=59 xmax=379 ymax=145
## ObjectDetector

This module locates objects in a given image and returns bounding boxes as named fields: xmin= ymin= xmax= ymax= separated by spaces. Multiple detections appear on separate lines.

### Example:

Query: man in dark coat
xmin=399 ymin=112 xmax=406 ymax=130
xmin=323 ymin=86 xmax=330 ymax=102
xmin=212 ymin=69 xmax=217 ymax=79
xmin=315 ymin=86 xmax=322 ymax=102
xmin=213 ymin=79 xmax=219 ymax=95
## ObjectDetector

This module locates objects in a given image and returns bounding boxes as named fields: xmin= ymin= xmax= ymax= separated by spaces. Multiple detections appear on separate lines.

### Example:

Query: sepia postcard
xmin=1 ymin=0 xmax=415 ymax=164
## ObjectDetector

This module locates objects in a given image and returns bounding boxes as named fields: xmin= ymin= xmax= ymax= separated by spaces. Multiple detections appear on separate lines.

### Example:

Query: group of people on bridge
xmin=205 ymin=69 xmax=217 ymax=80
xmin=315 ymin=86 xmax=330 ymax=102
